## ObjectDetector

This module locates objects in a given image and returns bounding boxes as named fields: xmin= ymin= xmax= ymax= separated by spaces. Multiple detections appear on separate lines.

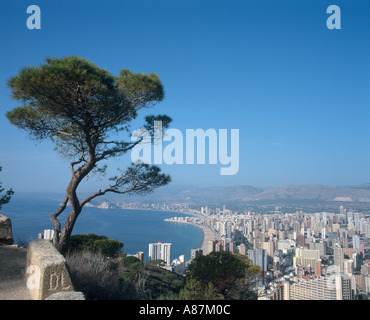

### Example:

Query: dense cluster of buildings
xmin=109 ymin=201 xmax=370 ymax=300
xmin=165 ymin=204 xmax=370 ymax=300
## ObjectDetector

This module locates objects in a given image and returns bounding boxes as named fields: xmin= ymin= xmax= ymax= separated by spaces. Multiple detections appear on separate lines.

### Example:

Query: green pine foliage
xmin=66 ymin=233 xmax=123 ymax=257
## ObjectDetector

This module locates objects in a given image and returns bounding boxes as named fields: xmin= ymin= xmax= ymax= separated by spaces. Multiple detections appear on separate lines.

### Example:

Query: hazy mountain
xmin=354 ymin=183 xmax=370 ymax=191
xmin=246 ymin=185 xmax=370 ymax=202
xmin=95 ymin=183 xmax=370 ymax=208
xmin=106 ymin=184 xmax=264 ymax=205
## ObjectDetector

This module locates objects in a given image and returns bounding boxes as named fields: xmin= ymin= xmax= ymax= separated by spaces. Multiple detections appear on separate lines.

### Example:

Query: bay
xmin=2 ymin=194 xmax=204 ymax=262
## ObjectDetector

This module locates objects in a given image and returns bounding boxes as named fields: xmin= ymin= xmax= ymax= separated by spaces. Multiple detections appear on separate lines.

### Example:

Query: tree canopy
xmin=185 ymin=251 xmax=261 ymax=300
xmin=66 ymin=233 xmax=123 ymax=257
xmin=6 ymin=56 xmax=171 ymax=251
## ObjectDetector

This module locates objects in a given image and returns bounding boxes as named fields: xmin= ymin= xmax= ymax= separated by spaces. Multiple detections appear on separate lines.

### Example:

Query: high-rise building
xmin=361 ymin=260 xmax=370 ymax=275
xmin=283 ymin=275 xmax=355 ymax=300
xmin=262 ymin=240 xmax=275 ymax=260
xmin=315 ymin=259 xmax=322 ymax=276
xmin=225 ymin=221 xmax=232 ymax=239
xmin=172 ymin=255 xmax=186 ymax=275
xmin=191 ymin=248 xmax=203 ymax=260
xmin=136 ymin=251 xmax=144 ymax=261
xmin=208 ymin=240 xmax=216 ymax=253
xmin=215 ymin=240 xmax=224 ymax=252
xmin=343 ymin=259 xmax=354 ymax=275
xmin=293 ymin=248 xmax=320 ymax=271
xmin=334 ymin=244 xmax=344 ymax=272
xmin=365 ymin=223 xmax=370 ymax=239
xmin=278 ymin=239 xmax=296 ymax=254
xmin=360 ymin=243 xmax=365 ymax=258
xmin=309 ymin=241 xmax=326 ymax=256
xmin=248 ymin=248 xmax=267 ymax=272
xmin=348 ymin=218 xmax=355 ymax=231
xmin=228 ymin=241 xmax=235 ymax=253
xmin=278 ymin=230 xmax=285 ymax=241
xmin=297 ymin=234 xmax=305 ymax=248
xmin=321 ymin=227 xmax=326 ymax=240
xmin=352 ymin=235 xmax=360 ymax=250
xmin=340 ymin=205 xmax=344 ymax=216
xmin=148 ymin=240 xmax=172 ymax=265
xmin=339 ymin=228 xmax=347 ymax=239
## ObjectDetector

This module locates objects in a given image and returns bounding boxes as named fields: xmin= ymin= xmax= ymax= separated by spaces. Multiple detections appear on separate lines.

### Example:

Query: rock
xmin=26 ymin=239 xmax=74 ymax=300
xmin=0 ymin=214 xmax=14 ymax=245
xmin=45 ymin=291 xmax=85 ymax=300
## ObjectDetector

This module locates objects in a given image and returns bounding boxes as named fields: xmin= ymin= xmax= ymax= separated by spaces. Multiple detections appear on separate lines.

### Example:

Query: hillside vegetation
xmin=64 ymin=234 xmax=260 ymax=300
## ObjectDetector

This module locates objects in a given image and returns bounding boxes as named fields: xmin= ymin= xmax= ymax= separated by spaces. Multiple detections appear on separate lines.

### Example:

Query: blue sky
xmin=0 ymin=0 xmax=369 ymax=193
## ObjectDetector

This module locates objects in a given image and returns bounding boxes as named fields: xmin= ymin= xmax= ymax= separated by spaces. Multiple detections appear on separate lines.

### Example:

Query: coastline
xmin=164 ymin=219 xmax=218 ymax=255
xmin=85 ymin=203 xmax=201 ymax=217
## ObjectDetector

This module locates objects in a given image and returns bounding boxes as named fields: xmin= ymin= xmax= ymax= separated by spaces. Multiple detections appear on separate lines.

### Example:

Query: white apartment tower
xmin=148 ymin=240 xmax=172 ymax=265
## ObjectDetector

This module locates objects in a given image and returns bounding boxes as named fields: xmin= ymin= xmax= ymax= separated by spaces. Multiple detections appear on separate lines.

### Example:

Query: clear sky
xmin=0 ymin=0 xmax=369 ymax=193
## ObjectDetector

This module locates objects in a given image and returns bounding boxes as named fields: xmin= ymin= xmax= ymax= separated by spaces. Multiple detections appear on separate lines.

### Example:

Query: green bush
xmin=122 ymin=255 xmax=141 ymax=266
xmin=148 ymin=259 xmax=166 ymax=266
xmin=128 ymin=261 xmax=145 ymax=272
xmin=66 ymin=233 xmax=123 ymax=257
xmin=185 ymin=251 xmax=260 ymax=300
xmin=163 ymin=273 xmax=178 ymax=283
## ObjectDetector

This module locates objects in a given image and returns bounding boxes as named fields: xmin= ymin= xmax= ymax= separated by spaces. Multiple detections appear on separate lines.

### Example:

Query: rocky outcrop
xmin=0 ymin=214 xmax=14 ymax=245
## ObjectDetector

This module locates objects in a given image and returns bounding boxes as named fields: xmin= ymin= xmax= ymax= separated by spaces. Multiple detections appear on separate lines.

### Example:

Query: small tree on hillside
xmin=6 ymin=56 xmax=171 ymax=252
xmin=185 ymin=251 xmax=261 ymax=299
xmin=0 ymin=166 xmax=14 ymax=211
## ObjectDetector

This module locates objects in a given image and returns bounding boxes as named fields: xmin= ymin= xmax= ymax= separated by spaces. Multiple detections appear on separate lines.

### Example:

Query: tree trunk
xmin=52 ymin=150 xmax=96 ymax=252
xmin=53 ymin=181 xmax=83 ymax=252
xmin=56 ymin=210 xmax=81 ymax=252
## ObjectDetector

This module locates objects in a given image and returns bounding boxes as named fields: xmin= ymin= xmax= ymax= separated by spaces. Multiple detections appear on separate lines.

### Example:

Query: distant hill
xmin=246 ymin=184 xmax=370 ymax=202
xmin=110 ymin=184 xmax=264 ymax=205
xmin=96 ymin=183 xmax=370 ymax=208
xmin=354 ymin=183 xmax=370 ymax=191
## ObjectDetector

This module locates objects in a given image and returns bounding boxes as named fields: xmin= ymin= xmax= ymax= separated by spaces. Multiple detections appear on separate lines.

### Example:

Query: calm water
xmin=3 ymin=195 xmax=203 ymax=262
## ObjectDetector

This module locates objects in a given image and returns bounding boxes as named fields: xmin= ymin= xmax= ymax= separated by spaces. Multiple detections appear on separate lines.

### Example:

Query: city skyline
xmin=0 ymin=1 xmax=369 ymax=193
xmin=111 ymin=199 xmax=369 ymax=300
xmin=164 ymin=202 xmax=370 ymax=299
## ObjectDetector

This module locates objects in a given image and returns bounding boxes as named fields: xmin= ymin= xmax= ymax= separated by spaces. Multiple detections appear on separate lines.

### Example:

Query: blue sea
xmin=3 ymin=194 xmax=203 ymax=262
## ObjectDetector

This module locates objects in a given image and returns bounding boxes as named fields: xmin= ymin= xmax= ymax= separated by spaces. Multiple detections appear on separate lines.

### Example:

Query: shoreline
xmin=164 ymin=219 xmax=219 ymax=255
xmin=85 ymin=203 xmax=201 ymax=218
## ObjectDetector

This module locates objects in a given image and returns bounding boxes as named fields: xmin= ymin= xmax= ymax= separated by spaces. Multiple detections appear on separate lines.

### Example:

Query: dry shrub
xmin=65 ymin=250 xmax=124 ymax=300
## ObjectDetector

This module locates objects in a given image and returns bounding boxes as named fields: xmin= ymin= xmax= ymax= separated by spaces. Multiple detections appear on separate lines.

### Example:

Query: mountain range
xmin=99 ymin=183 xmax=370 ymax=210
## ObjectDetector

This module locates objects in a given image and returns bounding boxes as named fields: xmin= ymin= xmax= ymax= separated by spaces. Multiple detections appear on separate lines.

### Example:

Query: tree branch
xmin=79 ymin=164 xmax=170 ymax=208
xmin=95 ymin=137 xmax=143 ymax=162
xmin=70 ymin=150 xmax=86 ymax=174
xmin=79 ymin=186 xmax=136 ymax=208
xmin=50 ymin=195 xmax=69 ymax=245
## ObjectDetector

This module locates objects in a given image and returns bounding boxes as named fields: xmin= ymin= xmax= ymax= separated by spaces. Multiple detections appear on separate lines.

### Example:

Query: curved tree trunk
xmin=51 ymin=181 xmax=83 ymax=252
xmin=51 ymin=150 xmax=96 ymax=252
xmin=55 ymin=192 xmax=82 ymax=253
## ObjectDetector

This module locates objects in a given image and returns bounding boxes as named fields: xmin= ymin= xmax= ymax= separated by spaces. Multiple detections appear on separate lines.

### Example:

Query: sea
xmin=2 ymin=194 xmax=204 ymax=262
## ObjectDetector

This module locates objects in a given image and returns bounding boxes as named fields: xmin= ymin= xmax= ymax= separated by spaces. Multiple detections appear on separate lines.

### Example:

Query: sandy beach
xmin=164 ymin=219 xmax=219 ymax=255
xmin=198 ymin=224 xmax=219 ymax=255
